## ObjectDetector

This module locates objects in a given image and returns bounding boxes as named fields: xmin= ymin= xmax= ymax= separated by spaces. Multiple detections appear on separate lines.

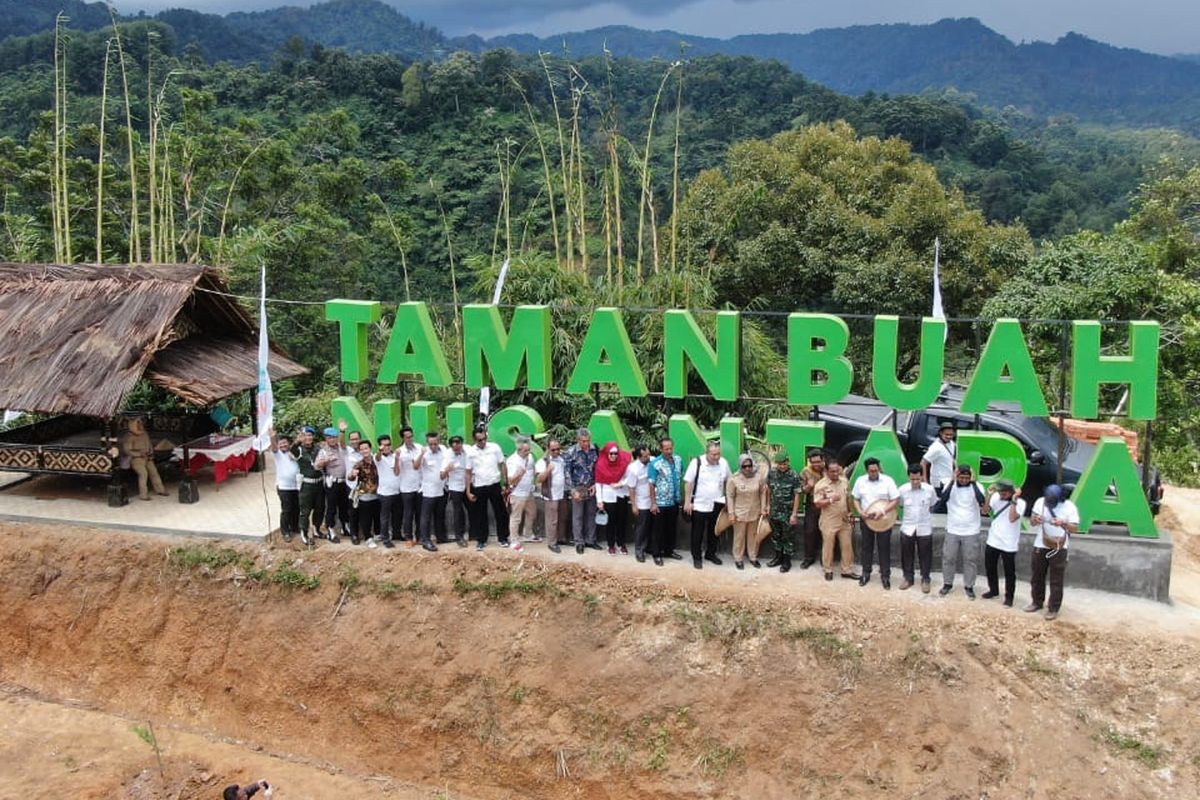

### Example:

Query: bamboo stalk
xmin=432 ymin=180 xmax=462 ymax=340
xmin=216 ymin=139 xmax=272 ymax=265
xmin=540 ymin=53 xmax=573 ymax=270
xmin=636 ymin=62 xmax=677 ymax=280
xmin=96 ymin=38 xmax=113 ymax=263
xmin=109 ymin=8 xmax=140 ymax=263
xmin=50 ymin=14 xmax=64 ymax=262
xmin=509 ymin=75 xmax=561 ymax=266
xmin=147 ymin=32 xmax=156 ymax=262
xmin=670 ymin=57 xmax=685 ymax=273
xmin=569 ymin=71 xmax=589 ymax=273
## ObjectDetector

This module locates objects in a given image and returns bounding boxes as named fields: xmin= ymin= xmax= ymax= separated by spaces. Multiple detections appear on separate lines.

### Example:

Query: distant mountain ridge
xmin=5 ymin=0 xmax=1200 ymax=130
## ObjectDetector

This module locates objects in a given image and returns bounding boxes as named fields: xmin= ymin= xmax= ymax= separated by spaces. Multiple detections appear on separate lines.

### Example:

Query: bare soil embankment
xmin=2 ymin=522 xmax=1199 ymax=799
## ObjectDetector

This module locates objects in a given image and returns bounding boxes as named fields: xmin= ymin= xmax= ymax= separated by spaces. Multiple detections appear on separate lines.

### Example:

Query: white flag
xmin=932 ymin=237 xmax=947 ymax=341
xmin=479 ymin=258 xmax=511 ymax=417
xmin=253 ymin=264 xmax=274 ymax=451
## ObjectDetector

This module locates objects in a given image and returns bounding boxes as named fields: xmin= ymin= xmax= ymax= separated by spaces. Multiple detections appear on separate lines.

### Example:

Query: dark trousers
xmin=357 ymin=497 xmax=380 ymax=542
xmin=468 ymin=483 xmax=508 ymax=544
xmin=901 ymin=533 xmax=933 ymax=582
xmin=986 ymin=545 xmax=1017 ymax=600
xmin=277 ymin=488 xmax=299 ymax=535
xmin=601 ymin=496 xmax=630 ymax=548
xmin=691 ymin=504 xmax=724 ymax=560
xmin=859 ymin=520 xmax=891 ymax=577
xmin=652 ymin=505 xmax=679 ymax=556
xmin=1030 ymin=547 xmax=1069 ymax=611
xmin=299 ymin=481 xmax=324 ymax=533
xmin=379 ymin=494 xmax=400 ymax=543
xmin=633 ymin=507 xmax=653 ymax=556
xmin=323 ymin=480 xmax=350 ymax=533
xmin=420 ymin=494 xmax=447 ymax=543
xmin=399 ymin=491 xmax=420 ymax=541
xmin=802 ymin=503 xmax=821 ymax=562
xmin=447 ymin=490 xmax=468 ymax=540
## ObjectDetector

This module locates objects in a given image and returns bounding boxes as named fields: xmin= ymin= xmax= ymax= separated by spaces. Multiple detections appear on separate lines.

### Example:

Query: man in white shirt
xmin=983 ymin=478 xmax=1025 ymax=607
xmin=465 ymin=425 xmax=509 ymax=550
xmin=396 ymin=426 xmax=423 ymax=546
xmin=897 ymin=462 xmax=936 ymax=592
xmin=851 ymin=457 xmax=901 ymax=589
xmin=374 ymin=434 xmax=401 ymax=549
xmin=1025 ymin=484 xmax=1079 ymax=620
xmin=343 ymin=428 xmax=363 ymax=541
xmin=627 ymin=446 xmax=654 ymax=562
xmin=536 ymin=439 xmax=568 ymax=553
xmin=922 ymin=421 xmax=958 ymax=496
xmin=417 ymin=432 xmax=450 ymax=551
xmin=270 ymin=430 xmax=300 ymax=542
xmin=683 ymin=442 xmax=731 ymax=570
xmin=444 ymin=436 xmax=469 ymax=546
xmin=938 ymin=466 xmax=987 ymax=599
xmin=505 ymin=438 xmax=537 ymax=553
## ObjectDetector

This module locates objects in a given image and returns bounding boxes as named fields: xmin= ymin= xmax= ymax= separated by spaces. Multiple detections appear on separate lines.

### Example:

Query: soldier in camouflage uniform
xmin=765 ymin=451 xmax=803 ymax=573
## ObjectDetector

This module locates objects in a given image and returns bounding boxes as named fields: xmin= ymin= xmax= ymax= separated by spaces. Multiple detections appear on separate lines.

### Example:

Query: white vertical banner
xmin=932 ymin=237 xmax=947 ymax=340
xmin=478 ymin=257 xmax=511 ymax=417
xmin=253 ymin=264 xmax=274 ymax=451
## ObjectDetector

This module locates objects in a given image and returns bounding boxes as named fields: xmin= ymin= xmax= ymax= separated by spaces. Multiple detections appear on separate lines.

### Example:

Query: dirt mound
xmin=2 ymin=523 xmax=1199 ymax=799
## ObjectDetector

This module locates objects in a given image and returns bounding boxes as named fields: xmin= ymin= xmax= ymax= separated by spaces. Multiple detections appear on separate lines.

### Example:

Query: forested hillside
xmin=6 ymin=1 xmax=1200 ymax=133
xmin=0 ymin=14 xmax=1198 ymax=481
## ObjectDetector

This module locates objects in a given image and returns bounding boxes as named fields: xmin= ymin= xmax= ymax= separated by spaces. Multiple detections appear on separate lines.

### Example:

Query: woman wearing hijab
xmin=726 ymin=453 xmax=769 ymax=569
xmin=595 ymin=441 xmax=633 ymax=554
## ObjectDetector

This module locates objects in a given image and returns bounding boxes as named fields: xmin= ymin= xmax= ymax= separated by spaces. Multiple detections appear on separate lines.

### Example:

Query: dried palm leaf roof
xmin=0 ymin=263 xmax=307 ymax=418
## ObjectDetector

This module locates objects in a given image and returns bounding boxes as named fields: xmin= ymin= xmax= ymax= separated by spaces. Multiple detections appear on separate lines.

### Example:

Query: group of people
xmin=270 ymin=420 xmax=1077 ymax=620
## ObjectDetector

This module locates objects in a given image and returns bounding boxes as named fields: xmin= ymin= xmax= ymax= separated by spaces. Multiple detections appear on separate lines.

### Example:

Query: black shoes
xmin=881 ymin=578 xmax=891 ymax=590
xmin=693 ymin=558 xmax=703 ymax=569
xmin=548 ymin=544 xmax=562 ymax=554
xmin=456 ymin=536 xmax=468 ymax=548
xmin=766 ymin=555 xmax=783 ymax=568
xmin=576 ymin=544 xmax=585 ymax=554
xmin=383 ymin=540 xmax=396 ymax=549
xmin=965 ymin=588 xmax=976 ymax=600
xmin=799 ymin=558 xmax=816 ymax=569
xmin=858 ymin=574 xmax=870 ymax=586
xmin=586 ymin=542 xmax=604 ymax=550
xmin=780 ymin=556 xmax=792 ymax=574
xmin=665 ymin=551 xmax=683 ymax=560
xmin=735 ymin=561 xmax=744 ymax=570
xmin=749 ymin=560 xmax=761 ymax=569
xmin=939 ymin=584 xmax=953 ymax=596
xmin=422 ymin=542 xmax=437 ymax=552
xmin=981 ymin=590 xmax=1000 ymax=599
xmin=654 ymin=556 xmax=664 ymax=566
xmin=704 ymin=554 xmax=722 ymax=566
xmin=635 ymin=552 xmax=645 ymax=563
xmin=824 ymin=571 xmax=834 ymax=581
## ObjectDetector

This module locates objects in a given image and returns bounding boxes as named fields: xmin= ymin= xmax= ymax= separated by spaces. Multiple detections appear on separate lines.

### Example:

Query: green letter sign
xmin=962 ymin=319 xmax=1048 ymax=416
xmin=788 ymin=313 xmax=853 ymax=405
xmin=957 ymin=430 xmax=1028 ymax=492
xmin=378 ymin=302 xmax=453 ymax=387
xmin=567 ymin=308 xmax=648 ymax=396
xmin=462 ymin=304 xmax=552 ymax=391
xmin=872 ymin=316 xmax=946 ymax=410
xmin=663 ymin=310 xmax=741 ymax=401
xmin=1072 ymin=437 xmax=1156 ymax=537
xmin=1071 ymin=321 xmax=1160 ymax=421
xmin=327 ymin=299 xmax=381 ymax=383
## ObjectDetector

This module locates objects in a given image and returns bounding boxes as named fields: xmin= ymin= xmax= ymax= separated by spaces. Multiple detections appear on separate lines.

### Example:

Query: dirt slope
xmin=1 ymin=522 xmax=1198 ymax=799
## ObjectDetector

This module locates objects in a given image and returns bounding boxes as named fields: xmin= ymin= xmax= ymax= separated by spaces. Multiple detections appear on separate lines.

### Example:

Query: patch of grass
xmin=453 ymin=575 xmax=559 ymax=600
xmin=670 ymin=602 xmax=860 ymax=664
xmin=1101 ymin=726 xmax=1165 ymax=768
xmin=695 ymin=740 xmax=744 ymax=777
xmin=270 ymin=562 xmax=321 ymax=590
xmin=583 ymin=592 xmax=601 ymax=616
xmin=168 ymin=544 xmax=253 ymax=572
xmin=1023 ymin=650 xmax=1057 ymax=675
xmin=509 ymin=684 xmax=529 ymax=704
xmin=646 ymin=725 xmax=671 ymax=771
xmin=338 ymin=564 xmax=363 ymax=593
xmin=782 ymin=625 xmax=861 ymax=662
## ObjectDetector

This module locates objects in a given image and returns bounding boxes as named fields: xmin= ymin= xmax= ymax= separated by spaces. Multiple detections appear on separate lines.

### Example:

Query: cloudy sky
xmin=124 ymin=0 xmax=1200 ymax=55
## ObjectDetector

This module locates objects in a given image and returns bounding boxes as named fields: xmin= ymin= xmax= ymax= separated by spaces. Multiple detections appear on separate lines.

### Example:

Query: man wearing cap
xmin=938 ymin=465 xmax=987 ymax=599
xmin=984 ymin=478 xmax=1025 ymax=607
xmin=797 ymin=449 xmax=826 ymax=568
xmin=292 ymin=426 xmax=324 ymax=545
xmin=765 ymin=451 xmax=803 ymax=573
xmin=564 ymin=428 xmax=601 ymax=554
xmin=813 ymin=461 xmax=858 ymax=581
xmin=851 ymin=457 xmax=900 ymax=589
xmin=897 ymin=463 xmax=936 ymax=592
xmin=923 ymin=422 xmax=958 ymax=499
xmin=313 ymin=421 xmax=350 ymax=542
xmin=1025 ymin=484 xmax=1079 ymax=620
xmin=465 ymin=425 xmax=509 ymax=549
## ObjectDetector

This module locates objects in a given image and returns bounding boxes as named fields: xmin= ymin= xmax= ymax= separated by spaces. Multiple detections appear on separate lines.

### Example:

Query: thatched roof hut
xmin=0 ymin=263 xmax=307 ymax=418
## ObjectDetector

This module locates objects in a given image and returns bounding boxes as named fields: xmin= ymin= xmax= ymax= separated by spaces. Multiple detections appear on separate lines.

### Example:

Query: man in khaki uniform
xmin=120 ymin=416 xmax=166 ymax=500
xmin=812 ymin=461 xmax=859 ymax=582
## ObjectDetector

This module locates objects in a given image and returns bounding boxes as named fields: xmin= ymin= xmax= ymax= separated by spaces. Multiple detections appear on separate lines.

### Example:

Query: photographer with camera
xmin=1024 ymin=484 xmax=1079 ymax=621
